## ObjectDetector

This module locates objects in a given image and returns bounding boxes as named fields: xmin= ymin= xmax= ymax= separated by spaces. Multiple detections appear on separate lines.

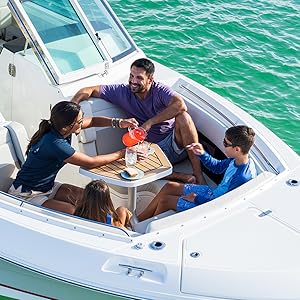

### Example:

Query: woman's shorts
xmin=157 ymin=129 xmax=187 ymax=164
xmin=8 ymin=182 xmax=62 ymax=206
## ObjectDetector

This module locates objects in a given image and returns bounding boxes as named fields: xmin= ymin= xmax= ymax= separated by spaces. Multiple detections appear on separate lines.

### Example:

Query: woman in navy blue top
xmin=9 ymin=101 xmax=137 ymax=214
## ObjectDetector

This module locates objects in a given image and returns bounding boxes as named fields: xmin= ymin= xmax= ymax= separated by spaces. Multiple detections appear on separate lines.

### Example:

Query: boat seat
xmin=78 ymin=100 xmax=128 ymax=156
xmin=3 ymin=36 xmax=28 ymax=53
xmin=0 ymin=111 xmax=5 ymax=123
xmin=132 ymin=210 xmax=176 ymax=234
xmin=0 ymin=126 xmax=19 ymax=192
xmin=145 ymin=170 xmax=276 ymax=233
xmin=0 ymin=120 xmax=28 ymax=192
xmin=0 ymin=0 xmax=12 ymax=38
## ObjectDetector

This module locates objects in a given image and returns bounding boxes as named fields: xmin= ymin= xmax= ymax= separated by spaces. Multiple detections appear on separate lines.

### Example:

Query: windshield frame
xmin=77 ymin=0 xmax=137 ymax=62
xmin=8 ymin=0 xmax=115 ymax=85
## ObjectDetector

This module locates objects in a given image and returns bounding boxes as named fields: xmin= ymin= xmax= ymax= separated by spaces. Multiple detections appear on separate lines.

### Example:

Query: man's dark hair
xmin=225 ymin=125 xmax=255 ymax=154
xmin=131 ymin=58 xmax=155 ymax=76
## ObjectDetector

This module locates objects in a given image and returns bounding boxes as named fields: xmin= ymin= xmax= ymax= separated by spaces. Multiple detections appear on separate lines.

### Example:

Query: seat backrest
xmin=4 ymin=121 xmax=28 ymax=166
xmin=0 ymin=0 xmax=12 ymax=30
xmin=78 ymin=100 xmax=129 ymax=155
xmin=0 ymin=126 xmax=19 ymax=192
xmin=0 ymin=121 xmax=28 ymax=192
xmin=0 ymin=112 xmax=5 ymax=123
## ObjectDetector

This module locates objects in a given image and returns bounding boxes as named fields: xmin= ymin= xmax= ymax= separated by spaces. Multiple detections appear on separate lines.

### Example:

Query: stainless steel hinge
xmin=8 ymin=63 xmax=16 ymax=77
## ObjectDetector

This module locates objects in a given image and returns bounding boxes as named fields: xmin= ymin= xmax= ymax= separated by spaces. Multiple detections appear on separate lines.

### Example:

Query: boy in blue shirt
xmin=137 ymin=125 xmax=257 ymax=221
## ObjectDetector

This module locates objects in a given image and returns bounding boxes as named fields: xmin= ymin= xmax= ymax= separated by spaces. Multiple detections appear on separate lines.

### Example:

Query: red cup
xmin=122 ymin=127 xmax=147 ymax=147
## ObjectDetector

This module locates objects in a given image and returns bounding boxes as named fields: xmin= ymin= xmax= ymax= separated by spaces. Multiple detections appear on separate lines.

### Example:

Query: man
xmin=72 ymin=58 xmax=203 ymax=183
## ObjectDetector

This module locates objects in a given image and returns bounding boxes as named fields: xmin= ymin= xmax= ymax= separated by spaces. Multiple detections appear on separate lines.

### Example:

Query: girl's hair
xmin=74 ymin=180 xmax=121 ymax=224
xmin=26 ymin=101 xmax=81 ymax=155
xmin=225 ymin=125 xmax=255 ymax=154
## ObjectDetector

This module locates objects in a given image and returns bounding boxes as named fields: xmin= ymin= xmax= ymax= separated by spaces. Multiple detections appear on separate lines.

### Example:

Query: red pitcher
xmin=122 ymin=127 xmax=147 ymax=147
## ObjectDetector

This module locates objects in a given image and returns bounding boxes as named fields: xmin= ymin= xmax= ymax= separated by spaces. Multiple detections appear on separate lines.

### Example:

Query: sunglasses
xmin=223 ymin=138 xmax=236 ymax=148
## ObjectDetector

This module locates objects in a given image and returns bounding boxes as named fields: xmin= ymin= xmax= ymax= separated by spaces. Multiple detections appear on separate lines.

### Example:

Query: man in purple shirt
xmin=72 ymin=58 xmax=203 ymax=183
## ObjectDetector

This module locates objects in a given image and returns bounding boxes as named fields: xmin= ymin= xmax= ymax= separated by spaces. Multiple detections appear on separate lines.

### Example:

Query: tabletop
xmin=79 ymin=144 xmax=173 ymax=188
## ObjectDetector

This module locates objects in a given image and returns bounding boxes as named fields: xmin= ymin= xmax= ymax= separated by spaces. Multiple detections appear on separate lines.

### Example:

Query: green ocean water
xmin=110 ymin=0 xmax=300 ymax=155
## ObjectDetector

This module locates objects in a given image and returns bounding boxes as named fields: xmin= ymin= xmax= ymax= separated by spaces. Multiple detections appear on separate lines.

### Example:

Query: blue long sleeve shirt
xmin=194 ymin=151 xmax=257 ymax=204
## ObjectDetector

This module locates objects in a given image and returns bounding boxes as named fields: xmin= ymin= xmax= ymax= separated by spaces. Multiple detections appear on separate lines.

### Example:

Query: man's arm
xmin=71 ymin=85 xmax=101 ymax=104
xmin=142 ymin=95 xmax=187 ymax=131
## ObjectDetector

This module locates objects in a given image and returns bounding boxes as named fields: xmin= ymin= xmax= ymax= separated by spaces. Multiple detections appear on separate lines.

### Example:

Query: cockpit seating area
xmin=78 ymin=100 xmax=166 ymax=214
xmin=77 ymin=98 xmax=276 ymax=234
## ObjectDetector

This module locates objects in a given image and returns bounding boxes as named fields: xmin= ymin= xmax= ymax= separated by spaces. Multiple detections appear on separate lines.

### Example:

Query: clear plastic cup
xmin=138 ymin=141 xmax=150 ymax=157
xmin=125 ymin=146 xmax=137 ymax=167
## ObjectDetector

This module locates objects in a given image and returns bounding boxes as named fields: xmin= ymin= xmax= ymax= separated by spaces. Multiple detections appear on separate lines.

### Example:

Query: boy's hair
xmin=131 ymin=58 xmax=155 ymax=76
xmin=74 ymin=180 xmax=121 ymax=224
xmin=225 ymin=125 xmax=255 ymax=154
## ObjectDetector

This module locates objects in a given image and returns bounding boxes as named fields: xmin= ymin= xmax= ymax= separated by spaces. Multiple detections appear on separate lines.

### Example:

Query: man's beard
xmin=129 ymin=82 xmax=144 ymax=94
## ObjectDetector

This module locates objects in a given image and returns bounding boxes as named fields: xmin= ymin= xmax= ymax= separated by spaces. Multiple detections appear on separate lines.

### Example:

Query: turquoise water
xmin=110 ymin=0 xmax=300 ymax=154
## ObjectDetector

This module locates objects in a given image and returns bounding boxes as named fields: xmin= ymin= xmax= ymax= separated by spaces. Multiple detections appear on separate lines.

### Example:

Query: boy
xmin=137 ymin=125 xmax=257 ymax=221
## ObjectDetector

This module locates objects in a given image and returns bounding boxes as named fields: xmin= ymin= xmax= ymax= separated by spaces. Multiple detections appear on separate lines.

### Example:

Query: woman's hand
xmin=120 ymin=118 xmax=139 ymax=129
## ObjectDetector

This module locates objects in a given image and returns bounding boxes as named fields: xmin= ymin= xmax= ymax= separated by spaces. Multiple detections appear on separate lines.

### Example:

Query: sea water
xmin=111 ymin=0 xmax=300 ymax=155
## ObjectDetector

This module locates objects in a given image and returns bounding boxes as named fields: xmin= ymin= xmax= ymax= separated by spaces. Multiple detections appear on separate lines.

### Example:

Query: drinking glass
xmin=125 ymin=146 xmax=137 ymax=167
xmin=138 ymin=141 xmax=150 ymax=157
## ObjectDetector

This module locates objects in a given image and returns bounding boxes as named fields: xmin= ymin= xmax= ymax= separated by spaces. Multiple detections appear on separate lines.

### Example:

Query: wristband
xmin=118 ymin=119 xmax=123 ymax=128
xmin=111 ymin=118 xmax=123 ymax=128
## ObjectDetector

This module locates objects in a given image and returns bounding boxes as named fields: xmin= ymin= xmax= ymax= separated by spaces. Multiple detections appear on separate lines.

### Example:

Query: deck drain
xmin=287 ymin=179 xmax=299 ymax=187
xmin=190 ymin=252 xmax=201 ymax=258
xmin=149 ymin=241 xmax=165 ymax=250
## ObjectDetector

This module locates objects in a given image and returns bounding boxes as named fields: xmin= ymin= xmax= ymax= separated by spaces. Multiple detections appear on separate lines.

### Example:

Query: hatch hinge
xmin=8 ymin=63 xmax=16 ymax=77
xmin=258 ymin=210 xmax=272 ymax=217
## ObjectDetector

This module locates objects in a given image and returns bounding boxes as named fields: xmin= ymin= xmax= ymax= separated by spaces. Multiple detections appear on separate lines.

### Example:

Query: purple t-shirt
xmin=100 ymin=82 xmax=175 ymax=142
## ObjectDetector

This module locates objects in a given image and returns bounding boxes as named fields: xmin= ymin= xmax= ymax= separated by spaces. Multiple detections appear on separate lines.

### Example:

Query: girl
xmin=74 ymin=180 xmax=132 ymax=229
xmin=9 ymin=101 xmax=137 ymax=214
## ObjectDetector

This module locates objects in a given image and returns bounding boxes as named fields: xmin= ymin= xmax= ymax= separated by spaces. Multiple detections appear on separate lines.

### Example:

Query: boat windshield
xmin=21 ymin=0 xmax=105 ymax=74
xmin=78 ymin=0 xmax=136 ymax=61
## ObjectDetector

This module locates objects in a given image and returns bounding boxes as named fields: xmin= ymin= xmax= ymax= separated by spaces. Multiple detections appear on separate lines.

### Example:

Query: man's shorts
xmin=157 ymin=129 xmax=188 ymax=164
xmin=8 ymin=182 xmax=62 ymax=206
xmin=176 ymin=183 xmax=214 ymax=212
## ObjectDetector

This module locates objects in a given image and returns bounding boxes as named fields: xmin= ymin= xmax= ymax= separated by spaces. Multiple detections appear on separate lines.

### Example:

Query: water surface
xmin=110 ymin=0 xmax=300 ymax=154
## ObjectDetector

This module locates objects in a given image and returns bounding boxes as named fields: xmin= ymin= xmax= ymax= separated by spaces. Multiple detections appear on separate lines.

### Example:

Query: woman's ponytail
xmin=26 ymin=119 xmax=51 ymax=155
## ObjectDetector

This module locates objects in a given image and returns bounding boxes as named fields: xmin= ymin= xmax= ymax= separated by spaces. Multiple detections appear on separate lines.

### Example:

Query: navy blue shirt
xmin=13 ymin=129 xmax=75 ymax=193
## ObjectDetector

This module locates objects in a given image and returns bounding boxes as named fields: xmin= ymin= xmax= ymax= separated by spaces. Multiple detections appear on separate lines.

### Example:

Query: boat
xmin=1 ymin=0 xmax=300 ymax=299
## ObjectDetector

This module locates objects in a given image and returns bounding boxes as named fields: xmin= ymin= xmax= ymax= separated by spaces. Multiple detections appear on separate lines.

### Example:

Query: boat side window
xmin=21 ymin=0 xmax=105 ymax=74
xmin=78 ymin=0 xmax=136 ymax=61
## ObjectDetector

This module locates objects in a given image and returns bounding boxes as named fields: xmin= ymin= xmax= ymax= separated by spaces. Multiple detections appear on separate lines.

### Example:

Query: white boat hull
xmin=0 ymin=0 xmax=300 ymax=299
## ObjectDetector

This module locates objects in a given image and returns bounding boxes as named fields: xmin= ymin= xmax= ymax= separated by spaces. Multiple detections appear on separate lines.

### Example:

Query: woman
xmin=9 ymin=101 xmax=137 ymax=214
xmin=74 ymin=180 xmax=132 ymax=229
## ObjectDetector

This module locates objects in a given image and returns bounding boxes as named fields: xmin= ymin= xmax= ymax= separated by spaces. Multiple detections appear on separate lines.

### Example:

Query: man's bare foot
xmin=165 ymin=172 xmax=196 ymax=184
